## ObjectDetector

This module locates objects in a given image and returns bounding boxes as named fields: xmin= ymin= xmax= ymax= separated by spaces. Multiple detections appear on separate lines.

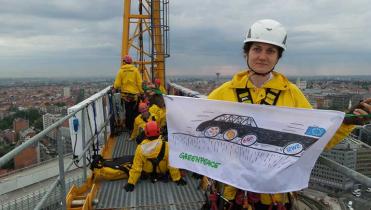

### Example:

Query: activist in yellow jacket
xmin=208 ymin=70 xmax=355 ymax=204
xmin=113 ymin=64 xmax=143 ymax=95
xmin=130 ymin=113 xmax=157 ymax=141
xmin=149 ymin=104 xmax=166 ymax=128
xmin=127 ymin=138 xmax=182 ymax=185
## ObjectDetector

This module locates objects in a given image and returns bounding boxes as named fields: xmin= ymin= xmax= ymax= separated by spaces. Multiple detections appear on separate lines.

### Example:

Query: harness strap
xmin=236 ymin=88 xmax=281 ymax=105
xmin=236 ymin=88 xmax=254 ymax=103
xmin=148 ymin=141 xmax=166 ymax=181
xmin=261 ymin=88 xmax=281 ymax=105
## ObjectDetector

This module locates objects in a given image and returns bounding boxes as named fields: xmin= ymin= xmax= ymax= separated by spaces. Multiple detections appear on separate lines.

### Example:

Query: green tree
xmin=0 ymin=108 xmax=42 ymax=130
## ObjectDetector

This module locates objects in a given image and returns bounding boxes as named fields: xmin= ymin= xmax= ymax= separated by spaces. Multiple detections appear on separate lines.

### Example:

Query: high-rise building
xmin=64 ymin=86 xmax=71 ymax=98
xmin=42 ymin=113 xmax=62 ymax=130
xmin=357 ymin=125 xmax=371 ymax=146
xmin=42 ymin=113 xmax=62 ymax=138
xmin=309 ymin=137 xmax=371 ymax=193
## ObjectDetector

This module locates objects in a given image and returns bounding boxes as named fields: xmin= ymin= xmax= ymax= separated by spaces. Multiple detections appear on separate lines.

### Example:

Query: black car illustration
xmin=196 ymin=114 xmax=319 ymax=155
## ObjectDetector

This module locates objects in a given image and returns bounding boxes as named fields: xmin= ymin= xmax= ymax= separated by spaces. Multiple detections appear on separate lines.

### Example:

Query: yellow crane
xmin=65 ymin=2 xmax=186 ymax=209
xmin=121 ymin=0 xmax=169 ymax=88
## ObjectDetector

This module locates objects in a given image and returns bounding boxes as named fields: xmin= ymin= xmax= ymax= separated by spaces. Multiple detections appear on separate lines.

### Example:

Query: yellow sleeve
xmin=113 ymin=69 xmax=122 ymax=89
xmin=128 ymin=146 xmax=144 ymax=185
xmin=149 ymin=105 xmax=161 ymax=121
xmin=130 ymin=116 xmax=141 ymax=140
xmin=325 ymin=124 xmax=355 ymax=150
xmin=159 ymin=108 xmax=166 ymax=127
xmin=207 ymin=82 xmax=230 ymax=100
xmin=160 ymin=85 xmax=166 ymax=94
xmin=223 ymin=185 xmax=237 ymax=201
xmin=136 ymin=68 xmax=143 ymax=93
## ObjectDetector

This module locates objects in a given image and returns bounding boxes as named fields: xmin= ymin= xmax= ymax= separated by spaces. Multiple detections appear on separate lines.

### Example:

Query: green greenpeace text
xmin=179 ymin=152 xmax=221 ymax=169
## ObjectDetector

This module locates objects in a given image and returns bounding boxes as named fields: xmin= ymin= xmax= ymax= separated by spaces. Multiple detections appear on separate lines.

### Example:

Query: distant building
xmin=13 ymin=118 xmax=29 ymax=139
xmin=43 ymin=113 xmax=62 ymax=138
xmin=327 ymin=94 xmax=362 ymax=111
xmin=309 ymin=137 xmax=371 ymax=194
xmin=14 ymin=128 xmax=39 ymax=169
xmin=43 ymin=113 xmax=62 ymax=129
xmin=353 ymin=124 xmax=371 ymax=148
xmin=296 ymin=77 xmax=307 ymax=90
xmin=64 ymin=87 xmax=71 ymax=98
xmin=1 ymin=129 xmax=16 ymax=144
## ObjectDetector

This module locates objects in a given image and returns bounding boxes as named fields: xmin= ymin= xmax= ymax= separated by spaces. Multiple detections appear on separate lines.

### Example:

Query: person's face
xmin=247 ymin=42 xmax=279 ymax=74
xmin=142 ymin=111 xmax=150 ymax=118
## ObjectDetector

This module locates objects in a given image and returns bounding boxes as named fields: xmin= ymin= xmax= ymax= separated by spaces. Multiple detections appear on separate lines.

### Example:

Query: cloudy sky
xmin=0 ymin=0 xmax=371 ymax=78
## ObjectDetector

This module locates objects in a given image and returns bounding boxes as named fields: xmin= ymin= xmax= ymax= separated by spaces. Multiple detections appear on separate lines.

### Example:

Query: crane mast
xmin=121 ymin=0 xmax=169 ymax=87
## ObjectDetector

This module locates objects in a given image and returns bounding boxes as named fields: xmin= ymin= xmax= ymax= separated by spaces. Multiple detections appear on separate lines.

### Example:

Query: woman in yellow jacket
xmin=149 ymin=94 xmax=167 ymax=128
xmin=124 ymin=121 xmax=187 ymax=192
xmin=208 ymin=19 xmax=371 ymax=210
xmin=130 ymin=102 xmax=158 ymax=142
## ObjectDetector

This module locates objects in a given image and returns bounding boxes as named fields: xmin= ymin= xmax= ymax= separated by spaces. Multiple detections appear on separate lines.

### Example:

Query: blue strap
xmin=92 ymin=102 xmax=99 ymax=154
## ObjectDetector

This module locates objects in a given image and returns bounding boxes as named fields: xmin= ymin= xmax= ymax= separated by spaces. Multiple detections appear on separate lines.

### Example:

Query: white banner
xmin=165 ymin=95 xmax=344 ymax=193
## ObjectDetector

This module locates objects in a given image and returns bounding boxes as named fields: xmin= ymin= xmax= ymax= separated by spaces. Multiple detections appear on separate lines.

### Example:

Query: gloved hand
xmin=124 ymin=183 xmax=135 ymax=192
xmin=175 ymin=178 xmax=187 ymax=186
xmin=343 ymin=98 xmax=371 ymax=125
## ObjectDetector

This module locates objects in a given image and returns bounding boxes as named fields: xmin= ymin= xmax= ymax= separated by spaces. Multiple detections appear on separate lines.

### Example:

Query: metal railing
xmin=167 ymin=82 xmax=371 ymax=188
xmin=0 ymin=86 xmax=114 ymax=210
xmin=1 ymin=176 xmax=84 ymax=210
xmin=1 ymin=82 xmax=370 ymax=209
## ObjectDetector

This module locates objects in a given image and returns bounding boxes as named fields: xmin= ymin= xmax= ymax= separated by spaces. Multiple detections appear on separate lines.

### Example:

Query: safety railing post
xmin=103 ymin=96 xmax=108 ymax=145
xmin=56 ymin=126 xmax=67 ymax=209
xmin=81 ymin=107 xmax=88 ymax=181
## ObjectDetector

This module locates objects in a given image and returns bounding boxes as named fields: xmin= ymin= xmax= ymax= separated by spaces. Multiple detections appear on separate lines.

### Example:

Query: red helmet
xmin=138 ymin=102 xmax=148 ymax=113
xmin=154 ymin=78 xmax=161 ymax=85
xmin=144 ymin=121 xmax=160 ymax=137
xmin=123 ymin=55 xmax=133 ymax=64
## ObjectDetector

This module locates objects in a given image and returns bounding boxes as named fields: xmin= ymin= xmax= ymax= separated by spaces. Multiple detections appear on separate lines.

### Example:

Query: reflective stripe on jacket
xmin=208 ymin=70 xmax=354 ymax=205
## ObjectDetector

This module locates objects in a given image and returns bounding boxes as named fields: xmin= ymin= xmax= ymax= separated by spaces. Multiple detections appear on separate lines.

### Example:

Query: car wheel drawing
xmin=204 ymin=126 xmax=220 ymax=137
xmin=240 ymin=134 xmax=257 ymax=146
xmin=283 ymin=142 xmax=304 ymax=155
xmin=223 ymin=129 xmax=238 ymax=140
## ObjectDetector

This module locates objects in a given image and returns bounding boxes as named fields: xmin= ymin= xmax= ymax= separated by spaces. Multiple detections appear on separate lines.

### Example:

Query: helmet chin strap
xmin=247 ymin=58 xmax=276 ymax=76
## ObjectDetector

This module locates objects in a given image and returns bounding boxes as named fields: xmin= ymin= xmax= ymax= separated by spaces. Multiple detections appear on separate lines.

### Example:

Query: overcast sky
xmin=0 ymin=0 xmax=371 ymax=78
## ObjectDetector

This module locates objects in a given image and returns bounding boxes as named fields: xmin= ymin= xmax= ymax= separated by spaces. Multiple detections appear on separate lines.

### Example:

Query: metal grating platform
xmin=95 ymin=132 xmax=205 ymax=209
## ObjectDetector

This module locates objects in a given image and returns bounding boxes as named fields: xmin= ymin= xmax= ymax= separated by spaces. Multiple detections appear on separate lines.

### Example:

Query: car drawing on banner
xmin=196 ymin=114 xmax=321 ymax=155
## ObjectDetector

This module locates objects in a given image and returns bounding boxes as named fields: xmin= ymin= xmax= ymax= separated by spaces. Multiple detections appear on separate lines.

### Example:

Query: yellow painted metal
xmin=152 ymin=0 xmax=166 ymax=87
xmin=121 ymin=0 xmax=131 ymax=60
xmin=121 ymin=0 xmax=167 ymax=86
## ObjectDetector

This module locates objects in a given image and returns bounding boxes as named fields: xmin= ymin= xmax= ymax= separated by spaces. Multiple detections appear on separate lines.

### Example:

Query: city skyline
xmin=1 ymin=1 xmax=371 ymax=78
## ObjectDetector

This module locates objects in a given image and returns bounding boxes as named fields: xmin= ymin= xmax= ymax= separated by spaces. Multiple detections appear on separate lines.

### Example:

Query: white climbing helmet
xmin=244 ymin=19 xmax=287 ymax=50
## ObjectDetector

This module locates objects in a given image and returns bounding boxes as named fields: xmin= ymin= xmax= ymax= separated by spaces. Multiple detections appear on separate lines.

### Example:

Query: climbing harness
xmin=236 ymin=88 xmax=281 ymax=105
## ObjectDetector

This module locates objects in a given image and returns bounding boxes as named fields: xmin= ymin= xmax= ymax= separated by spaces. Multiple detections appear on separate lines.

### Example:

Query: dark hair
xmin=243 ymin=42 xmax=283 ymax=59
xmin=149 ymin=94 xmax=165 ymax=108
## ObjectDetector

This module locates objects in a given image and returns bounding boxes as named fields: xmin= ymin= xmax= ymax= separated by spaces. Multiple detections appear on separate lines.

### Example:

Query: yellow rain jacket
xmin=208 ymin=70 xmax=354 ymax=205
xmin=127 ymin=138 xmax=181 ymax=185
xmin=130 ymin=113 xmax=158 ymax=140
xmin=158 ymin=85 xmax=167 ymax=94
xmin=114 ymin=64 xmax=143 ymax=95
xmin=149 ymin=104 xmax=167 ymax=128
